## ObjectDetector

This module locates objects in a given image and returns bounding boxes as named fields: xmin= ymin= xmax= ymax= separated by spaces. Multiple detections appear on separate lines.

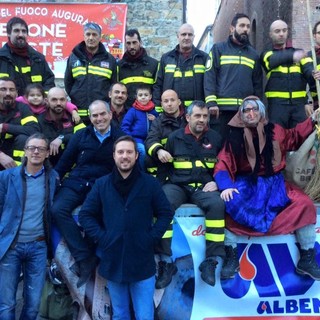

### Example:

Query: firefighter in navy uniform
xmin=145 ymin=89 xmax=186 ymax=183
xmin=0 ymin=17 xmax=55 ymax=96
xmin=117 ymin=29 xmax=158 ymax=108
xmin=153 ymin=24 xmax=208 ymax=113
xmin=38 ymin=87 xmax=86 ymax=166
xmin=261 ymin=19 xmax=316 ymax=128
xmin=64 ymin=22 xmax=116 ymax=124
xmin=0 ymin=77 xmax=39 ymax=170
xmin=204 ymin=13 xmax=262 ymax=141
xmin=155 ymin=100 xmax=225 ymax=289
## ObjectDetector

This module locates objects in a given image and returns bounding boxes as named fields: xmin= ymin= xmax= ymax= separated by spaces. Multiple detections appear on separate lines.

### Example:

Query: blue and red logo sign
xmin=221 ymin=241 xmax=320 ymax=315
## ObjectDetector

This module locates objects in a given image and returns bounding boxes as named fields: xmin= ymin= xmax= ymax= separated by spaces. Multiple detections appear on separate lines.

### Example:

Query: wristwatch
xmin=58 ymin=135 xmax=64 ymax=141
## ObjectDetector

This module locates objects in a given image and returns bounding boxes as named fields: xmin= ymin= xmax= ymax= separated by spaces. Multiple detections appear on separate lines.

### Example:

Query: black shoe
xmin=155 ymin=261 xmax=177 ymax=289
xmin=199 ymin=258 xmax=217 ymax=286
xmin=296 ymin=248 xmax=320 ymax=281
xmin=77 ymin=256 xmax=99 ymax=288
xmin=221 ymin=246 xmax=240 ymax=279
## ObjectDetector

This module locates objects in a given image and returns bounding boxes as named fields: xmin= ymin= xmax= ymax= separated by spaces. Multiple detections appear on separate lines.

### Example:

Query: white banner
xmin=157 ymin=206 xmax=320 ymax=320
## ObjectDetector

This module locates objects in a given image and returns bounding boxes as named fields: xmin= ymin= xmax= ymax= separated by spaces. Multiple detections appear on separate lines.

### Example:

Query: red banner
xmin=0 ymin=3 xmax=127 ymax=77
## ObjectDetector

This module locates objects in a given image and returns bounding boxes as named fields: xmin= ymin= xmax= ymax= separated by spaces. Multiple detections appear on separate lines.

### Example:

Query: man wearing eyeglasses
xmin=0 ymin=77 xmax=39 ymax=170
xmin=214 ymin=96 xmax=320 ymax=281
xmin=0 ymin=133 xmax=59 ymax=320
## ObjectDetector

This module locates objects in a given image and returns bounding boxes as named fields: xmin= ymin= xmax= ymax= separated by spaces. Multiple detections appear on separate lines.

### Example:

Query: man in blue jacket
xmin=79 ymin=135 xmax=173 ymax=320
xmin=0 ymin=133 xmax=59 ymax=320
xmin=51 ymin=100 xmax=124 ymax=288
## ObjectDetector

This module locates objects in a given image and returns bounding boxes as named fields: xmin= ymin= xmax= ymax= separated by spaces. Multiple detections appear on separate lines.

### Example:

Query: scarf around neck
xmin=111 ymin=164 xmax=141 ymax=199
xmin=133 ymin=100 xmax=155 ymax=112
xmin=123 ymin=47 xmax=146 ymax=63
xmin=227 ymin=112 xmax=279 ymax=174
xmin=8 ymin=39 xmax=29 ymax=58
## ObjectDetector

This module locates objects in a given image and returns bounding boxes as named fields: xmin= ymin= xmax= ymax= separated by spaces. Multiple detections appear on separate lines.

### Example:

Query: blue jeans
xmin=107 ymin=275 xmax=155 ymax=320
xmin=137 ymin=142 xmax=146 ymax=170
xmin=51 ymin=185 xmax=92 ymax=262
xmin=0 ymin=240 xmax=47 ymax=320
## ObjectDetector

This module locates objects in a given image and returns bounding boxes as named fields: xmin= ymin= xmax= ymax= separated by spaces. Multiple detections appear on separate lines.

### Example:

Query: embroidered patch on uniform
xmin=202 ymin=142 xmax=212 ymax=149
xmin=73 ymin=60 xmax=81 ymax=67
xmin=143 ymin=71 xmax=152 ymax=77
xmin=101 ymin=61 xmax=110 ymax=68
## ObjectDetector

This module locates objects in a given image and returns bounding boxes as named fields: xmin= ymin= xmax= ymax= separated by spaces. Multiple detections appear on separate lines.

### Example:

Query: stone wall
xmin=292 ymin=0 xmax=320 ymax=51
xmin=125 ymin=0 xmax=184 ymax=60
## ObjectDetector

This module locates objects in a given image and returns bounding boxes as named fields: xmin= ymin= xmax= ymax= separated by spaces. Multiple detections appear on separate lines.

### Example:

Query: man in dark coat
xmin=79 ymin=135 xmax=173 ymax=319
xmin=51 ymin=100 xmax=124 ymax=288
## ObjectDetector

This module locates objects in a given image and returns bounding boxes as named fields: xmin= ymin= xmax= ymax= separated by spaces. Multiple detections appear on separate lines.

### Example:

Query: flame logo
xmin=239 ymin=245 xmax=257 ymax=281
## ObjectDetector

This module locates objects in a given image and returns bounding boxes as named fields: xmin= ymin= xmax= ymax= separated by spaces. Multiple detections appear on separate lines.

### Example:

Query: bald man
xmin=144 ymin=89 xmax=187 ymax=288
xmin=261 ymin=19 xmax=316 ymax=128
xmin=38 ymin=87 xmax=85 ymax=166
xmin=152 ymin=24 xmax=208 ymax=112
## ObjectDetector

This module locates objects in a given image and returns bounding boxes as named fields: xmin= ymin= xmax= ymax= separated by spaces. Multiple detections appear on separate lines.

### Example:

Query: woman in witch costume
xmin=214 ymin=96 xmax=320 ymax=281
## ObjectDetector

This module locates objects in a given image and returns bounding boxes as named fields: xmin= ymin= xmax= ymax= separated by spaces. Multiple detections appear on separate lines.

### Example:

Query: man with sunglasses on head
xmin=0 ymin=133 xmax=59 ymax=320
xmin=65 ymin=22 xmax=117 ymax=125
xmin=0 ymin=77 xmax=39 ymax=170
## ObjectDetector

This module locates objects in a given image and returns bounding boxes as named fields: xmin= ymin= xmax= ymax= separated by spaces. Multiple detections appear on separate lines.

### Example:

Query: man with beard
xmin=204 ymin=13 xmax=262 ymax=141
xmin=37 ymin=87 xmax=85 ymax=166
xmin=0 ymin=17 xmax=55 ymax=96
xmin=65 ymin=22 xmax=117 ymax=125
xmin=153 ymin=24 xmax=208 ymax=112
xmin=79 ymin=135 xmax=172 ymax=319
xmin=117 ymin=29 xmax=158 ymax=108
xmin=0 ymin=77 xmax=39 ymax=170
xmin=261 ymin=20 xmax=316 ymax=128
xmin=109 ymin=82 xmax=129 ymax=128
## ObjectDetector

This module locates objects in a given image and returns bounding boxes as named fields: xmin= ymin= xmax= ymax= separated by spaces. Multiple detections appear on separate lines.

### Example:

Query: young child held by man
xmin=16 ymin=83 xmax=80 ymax=123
